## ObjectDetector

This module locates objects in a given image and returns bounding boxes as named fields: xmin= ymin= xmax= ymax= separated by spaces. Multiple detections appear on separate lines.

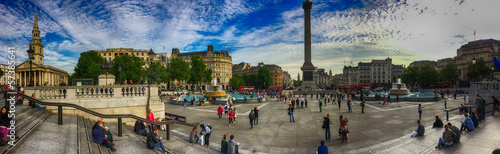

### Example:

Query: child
xmin=199 ymin=132 xmax=205 ymax=146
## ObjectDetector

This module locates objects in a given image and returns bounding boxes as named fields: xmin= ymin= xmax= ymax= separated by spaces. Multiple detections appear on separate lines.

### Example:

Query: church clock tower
xmin=29 ymin=8 xmax=44 ymax=65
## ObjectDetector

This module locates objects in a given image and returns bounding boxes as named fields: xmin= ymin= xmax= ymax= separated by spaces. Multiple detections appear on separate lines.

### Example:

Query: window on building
xmin=467 ymin=57 xmax=470 ymax=62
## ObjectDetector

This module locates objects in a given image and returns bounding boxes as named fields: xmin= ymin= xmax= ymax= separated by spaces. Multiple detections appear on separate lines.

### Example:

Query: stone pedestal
xmin=98 ymin=74 xmax=115 ymax=85
xmin=494 ymin=72 xmax=500 ymax=79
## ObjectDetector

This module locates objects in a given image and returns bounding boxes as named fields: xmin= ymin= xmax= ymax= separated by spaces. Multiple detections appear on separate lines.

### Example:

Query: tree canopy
xmin=417 ymin=63 xmax=439 ymax=88
xmin=147 ymin=61 xmax=169 ymax=84
xmin=111 ymin=54 xmax=146 ymax=83
xmin=166 ymin=58 xmax=190 ymax=82
xmin=256 ymin=67 xmax=272 ymax=89
xmin=229 ymin=74 xmax=245 ymax=89
xmin=73 ymin=50 xmax=104 ymax=83
xmin=188 ymin=55 xmax=210 ymax=87
xmin=439 ymin=62 xmax=461 ymax=84
xmin=467 ymin=57 xmax=492 ymax=81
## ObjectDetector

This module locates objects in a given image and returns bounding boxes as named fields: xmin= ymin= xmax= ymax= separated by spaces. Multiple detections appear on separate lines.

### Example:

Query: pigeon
xmin=494 ymin=57 xmax=500 ymax=72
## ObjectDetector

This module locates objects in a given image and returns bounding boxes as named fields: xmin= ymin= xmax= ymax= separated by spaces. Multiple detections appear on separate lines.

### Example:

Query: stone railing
xmin=469 ymin=82 xmax=500 ymax=103
xmin=24 ymin=84 xmax=155 ymax=100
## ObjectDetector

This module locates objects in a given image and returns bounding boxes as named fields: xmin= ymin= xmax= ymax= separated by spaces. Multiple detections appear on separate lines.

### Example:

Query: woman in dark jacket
xmin=433 ymin=115 xmax=444 ymax=128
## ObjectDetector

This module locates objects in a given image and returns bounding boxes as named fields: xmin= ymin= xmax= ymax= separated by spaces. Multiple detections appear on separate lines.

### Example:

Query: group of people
xmin=189 ymin=124 xmax=212 ymax=147
xmin=92 ymin=118 xmax=117 ymax=151
xmin=322 ymin=114 xmax=350 ymax=143
xmin=217 ymin=104 xmax=239 ymax=126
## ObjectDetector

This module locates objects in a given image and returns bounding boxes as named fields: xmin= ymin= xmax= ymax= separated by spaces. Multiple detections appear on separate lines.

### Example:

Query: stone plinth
xmin=98 ymin=74 xmax=115 ymax=85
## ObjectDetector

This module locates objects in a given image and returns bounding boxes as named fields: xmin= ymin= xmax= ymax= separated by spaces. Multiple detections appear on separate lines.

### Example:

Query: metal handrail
xmin=2 ymin=90 xmax=198 ymax=139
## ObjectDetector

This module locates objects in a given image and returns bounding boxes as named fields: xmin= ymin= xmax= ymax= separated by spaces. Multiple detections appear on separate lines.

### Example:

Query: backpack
xmin=206 ymin=124 xmax=213 ymax=129
xmin=322 ymin=118 xmax=329 ymax=129
xmin=224 ymin=106 xmax=228 ymax=110
xmin=249 ymin=113 xmax=255 ymax=120
xmin=481 ymin=98 xmax=486 ymax=107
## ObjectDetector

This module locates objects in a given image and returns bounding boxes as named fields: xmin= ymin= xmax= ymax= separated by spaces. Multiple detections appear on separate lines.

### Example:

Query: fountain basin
xmin=388 ymin=89 xmax=410 ymax=95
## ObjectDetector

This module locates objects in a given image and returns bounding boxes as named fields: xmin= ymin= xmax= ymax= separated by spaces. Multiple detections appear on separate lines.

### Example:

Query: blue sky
xmin=1 ymin=0 xmax=500 ymax=79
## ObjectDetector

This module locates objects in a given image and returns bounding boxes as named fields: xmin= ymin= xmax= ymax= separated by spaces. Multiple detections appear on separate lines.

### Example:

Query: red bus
xmin=238 ymin=86 xmax=255 ymax=92
xmin=268 ymin=86 xmax=282 ymax=92
xmin=429 ymin=84 xmax=450 ymax=89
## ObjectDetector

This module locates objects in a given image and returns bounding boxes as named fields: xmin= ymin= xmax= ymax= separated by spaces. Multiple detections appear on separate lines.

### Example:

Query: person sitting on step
xmin=134 ymin=120 xmax=148 ymax=136
xmin=147 ymin=126 xmax=167 ymax=152
xmin=104 ymin=126 xmax=114 ymax=146
xmin=432 ymin=115 xmax=444 ymax=128
xmin=92 ymin=121 xmax=116 ymax=151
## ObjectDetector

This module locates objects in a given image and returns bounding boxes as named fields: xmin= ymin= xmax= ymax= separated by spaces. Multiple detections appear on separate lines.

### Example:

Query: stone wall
xmin=24 ymin=84 xmax=164 ymax=124
xmin=468 ymin=82 xmax=500 ymax=104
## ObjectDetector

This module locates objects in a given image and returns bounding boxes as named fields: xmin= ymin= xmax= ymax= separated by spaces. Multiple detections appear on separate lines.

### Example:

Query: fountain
xmin=203 ymin=79 xmax=228 ymax=98
xmin=388 ymin=78 xmax=410 ymax=95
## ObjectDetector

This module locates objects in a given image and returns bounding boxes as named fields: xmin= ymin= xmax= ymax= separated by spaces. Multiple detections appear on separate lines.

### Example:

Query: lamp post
xmin=472 ymin=57 xmax=477 ymax=64
xmin=146 ymin=48 xmax=155 ymax=117
xmin=27 ymin=48 xmax=35 ymax=87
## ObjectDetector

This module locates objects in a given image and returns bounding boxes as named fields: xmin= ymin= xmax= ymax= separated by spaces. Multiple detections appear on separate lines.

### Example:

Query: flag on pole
xmin=474 ymin=30 xmax=476 ymax=40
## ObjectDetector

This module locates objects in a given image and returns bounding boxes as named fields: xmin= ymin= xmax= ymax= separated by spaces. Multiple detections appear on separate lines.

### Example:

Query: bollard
xmin=118 ymin=118 xmax=122 ymax=137
xmin=446 ymin=111 xmax=449 ymax=121
xmin=58 ymin=106 xmax=63 ymax=125
xmin=166 ymin=124 xmax=170 ymax=140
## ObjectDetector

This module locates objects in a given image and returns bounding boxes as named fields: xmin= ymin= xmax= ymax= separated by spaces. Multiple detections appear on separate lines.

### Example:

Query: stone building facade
xmin=232 ymin=62 xmax=283 ymax=87
xmin=95 ymin=48 xmax=166 ymax=68
xmin=172 ymin=45 xmax=233 ymax=90
xmin=357 ymin=62 xmax=371 ymax=85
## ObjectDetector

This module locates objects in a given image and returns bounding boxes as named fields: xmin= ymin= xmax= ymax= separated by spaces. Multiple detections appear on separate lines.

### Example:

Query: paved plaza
xmin=164 ymin=96 xmax=500 ymax=153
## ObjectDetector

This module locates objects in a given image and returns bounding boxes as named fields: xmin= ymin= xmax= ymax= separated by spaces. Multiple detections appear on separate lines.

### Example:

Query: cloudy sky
xmin=1 ymin=0 xmax=499 ymax=79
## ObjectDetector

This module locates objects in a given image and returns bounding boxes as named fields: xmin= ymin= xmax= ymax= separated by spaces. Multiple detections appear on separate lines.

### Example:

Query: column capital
xmin=303 ymin=0 xmax=312 ymax=10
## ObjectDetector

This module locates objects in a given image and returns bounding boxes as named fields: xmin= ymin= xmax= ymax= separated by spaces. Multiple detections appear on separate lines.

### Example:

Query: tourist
xmin=435 ymin=125 xmax=456 ymax=149
xmin=221 ymin=134 xmax=228 ymax=154
xmin=322 ymin=114 xmax=331 ymax=141
xmin=418 ymin=104 xmax=424 ymax=120
xmin=227 ymin=135 xmax=240 ymax=154
xmin=0 ymin=106 xmax=13 ymax=138
xmin=305 ymin=97 xmax=308 ymax=108
xmin=300 ymin=97 xmax=304 ymax=108
xmin=492 ymin=96 xmax=500 ymax=116
xmin=254 ymin=107 xmax=259 ymax=125
xmin=147 ymin=109 xmax=155 ymax=132
xmin=460 ymin=113 xmax=474 ymax=133
xmin=347 ymin=99 xmax=352 ymax=112
xmin=104 ymin=126 xmax=114 ymax=145
xmin=93 ymin=121 xmax=116 ymax=151
xmin=29 ymin=93 xmax=45 ymax=109
xmin=411 ymin=120 xmax=425 ymax=137
xmin=470 ymin=112 xmax=479 ymax=127
xmin=338 ymin=98 xmax=341 ymax=109
xmin=183 ymin=97 xmax=188 ymax=108
xmin=249 ymin=110 xmax=255 ymax=129
xmin=228 ymin=108 xmax=234 ymax=126
xmin=92 ymin=117 xmax=104 ymax=135
xmin=232 ymin=96 xmax=236 ymax=104
xmin=338 ymin=115 xmax=343 ymax=138
xmin=382 ymin=96 xmax=386 ymax=105
xmin=134 ymin=120 xmax=148 ymax=136
xmin=340 ymin=120 xmax=348 ymax=143
xmin=189 ymin=127 xmax=198 ymax=143
xmin=443 ymin=97 xmax=448 ymax=109
xmin=224 ymin=103 xmax=229 ymax=119
xmin=475 ymin=94 xmax=484 ymax=121
xmin=463 ymin=94 xmax=467 ymax=103
xmin=432 ymin=115 xmax=444 ymax=128
xmin=295 ymin=98 xmax=300 ymax=108
xmin=291 ymin=99 xmax=295 ymax=108
xmin=388 ymin=95 xmax=392 ymax=103
xmin=217 ymin=105 xmax=223 ymax=119
xmin=233 ymin=107 xmax=238 ymax=123
xmin=319 ymin=99 xmax=323 ymax=113
xmin=361 ymin=98 xmax=366 ymax=113
xmin=200 ymin=124 xmax=211 ymax=146
xmin=192 ymin=97 xmax=196 ymax=106
xmin=288 ymin=104 xmax=295 ymax=122
xmin=447 ymin=123 xmax=460 ymax=143
xmin=147 ymin=126 xmax=166 ymax=152
xmin=317 ymin=140 xmax=328 ymax=154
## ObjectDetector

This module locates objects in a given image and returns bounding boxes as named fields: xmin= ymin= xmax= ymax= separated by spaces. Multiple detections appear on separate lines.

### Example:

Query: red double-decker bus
xmin=238 ymin=86 xmax=255 ymax=92
xmin=268 ymin=86 xmax=282 ymax=92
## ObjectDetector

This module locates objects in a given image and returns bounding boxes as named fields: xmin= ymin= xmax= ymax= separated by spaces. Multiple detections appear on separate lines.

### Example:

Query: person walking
xmin=228 ymin=108 xmax=234 ymax=126
xmin=300 ymin=97 xmax=304 ymax=108
xmin=491 ymin=96 xmax=500 ymax=116
xmin=443 ymin=97 xmax=448 ymax=109
xmin=233 ymin=107 xmax=238 ymax=123
xmin=305 ymin=97 xmax=308 ymax=108
xmin=295 ymin=98 xmax=300 ymax=108
xmin=480 ymin=95 xmax=486 ymax=121
xmin=322 ymin=114 xmax=332 ymax=141
xmin=340 ymin=121 xmax=348 ymax=143
xmin=254 ymin=107 xmax=259 ymax=125
xmin=361 ymin=98 xmax=366 ymax=113
xmin=319 ymin=99 xmax=323 ymax=113
xmin=291 ymin=99 xmax=295 ymax=108
xmin=224 ymin=103 xmax=229 ymax=118
xmin=317 ymin=140 xmax=328 ymax=154
xmin=288 ymin=104 xmax=295 ymax=122
xmin=347 ymin=99 xmax=352 ymax=112
xmin=338 ymin=98 xmax=341 ymax=109
xmin=418 ymin=104 xmax=424 ymax=120
xmin=475 ymin=94 xmax=483 ymax=121
xmin=249 ymin=110 xmax=255 ymax=129
xmin=217 ymin=105 xmax=223 ymax=119
xmin=183 ymin=97 xmax=188 ymax=108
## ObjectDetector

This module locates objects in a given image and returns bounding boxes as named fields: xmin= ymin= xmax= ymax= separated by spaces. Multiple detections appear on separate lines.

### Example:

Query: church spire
xmin=34 ymin=7 xmax=39 ymax=31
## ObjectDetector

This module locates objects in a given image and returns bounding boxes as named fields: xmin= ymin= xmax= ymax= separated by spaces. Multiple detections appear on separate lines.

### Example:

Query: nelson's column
xmin=299 ymin=0 xmax=318 ymax=90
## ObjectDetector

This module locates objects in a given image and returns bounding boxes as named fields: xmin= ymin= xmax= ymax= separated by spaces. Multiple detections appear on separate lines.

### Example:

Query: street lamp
xmin=27 ymin=48 xmax=35 ymax=87
xmin=472 ymin=57 xmax=477 ymax=64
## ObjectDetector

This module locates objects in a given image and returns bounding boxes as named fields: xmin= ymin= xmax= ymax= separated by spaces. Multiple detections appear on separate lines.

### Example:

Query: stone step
xmin=78 ymin=115 xmax=91 ymax=154
xmin=2 ymin=109 xmax=51 ymax=153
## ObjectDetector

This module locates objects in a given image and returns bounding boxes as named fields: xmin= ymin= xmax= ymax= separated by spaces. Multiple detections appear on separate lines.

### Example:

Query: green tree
xmin=188 ymin=55 xmax=208 ymax=89
xmin=439 ymin=62 xmax=461 ymax=85
xmin=417 ymin=63 xmax=439 ymax=88
xmin=111 ymin=54 xmax=146 ymax=83
xmin=203 ymin=68 xmax=213 ymax=84
xmin=229 ymin=74 xmax=245 ymax=89
xmin=399 ymin=65 xmax=420 ymax=86
xmin=256 ymin=67 xmax=272 ymax=89
xmin=467 ymin=57 xmax=492 ymax=81
xmin=293 ymin=80 xmax=302 ymax=87
xmin=166 ymin=58 xmax=190 ymax=83
xmin=147 ymin=62 xmax=169 ymax=83
xmin=242 ymin=74 xmax=256 ymax=86
xmin=73 ymin=50 xmax=104 ymax=83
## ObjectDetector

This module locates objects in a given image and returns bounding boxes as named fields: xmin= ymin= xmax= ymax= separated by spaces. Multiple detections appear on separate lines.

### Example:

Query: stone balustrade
xmin=469 ymin=82 xmax=500 ymax=103
xmin=24 ymin=84 xmax=154 ymax=99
